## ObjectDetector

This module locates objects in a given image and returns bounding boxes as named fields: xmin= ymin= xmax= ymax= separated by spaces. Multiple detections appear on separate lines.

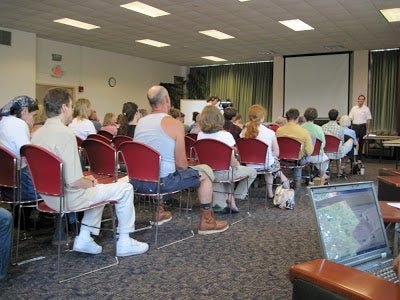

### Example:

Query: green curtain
xmin=369 ymin=50 xmax=399 ymax=134
xmin=188 ymin=62 xmax=273 ymax=121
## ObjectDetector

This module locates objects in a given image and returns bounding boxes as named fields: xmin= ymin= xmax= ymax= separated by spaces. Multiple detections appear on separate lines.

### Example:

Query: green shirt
xmin=302 ymin=121 xmax=326 ymax=155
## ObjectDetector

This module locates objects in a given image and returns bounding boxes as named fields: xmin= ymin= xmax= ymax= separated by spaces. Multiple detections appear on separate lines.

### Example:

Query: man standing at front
xmin=32 ymin=88 xmax=148 ymax=256
xmin=349 ymin=94 xmax=372 ymax=159
xmin=133 ymin=85 xmax=228 ymax=235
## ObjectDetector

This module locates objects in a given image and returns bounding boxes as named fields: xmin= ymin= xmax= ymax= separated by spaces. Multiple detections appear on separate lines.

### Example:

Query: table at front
xmin=365 ymin=135 xmax=400 ymax=162
xmin=383 ymin=139 xmax=400 ymax=169
xmin=379 ymin=201 xmax=400 ymax=256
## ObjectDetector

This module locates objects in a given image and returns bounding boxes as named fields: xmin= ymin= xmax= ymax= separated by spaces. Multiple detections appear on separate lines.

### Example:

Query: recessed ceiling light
xmin=199 ymin=30 xmax=235 ymax=40
xmin=120 ymin=1 xmax=170 ymax=17
xmin=238 ymin=0 xmax=251 ymax=2
xmin=202 ymin=56 xmax=227 ymax=62
xmin=380 ymin=8 xmax=400 ymax=22
xmin=136 ymin=39 xmax=170 ymax=47
xmin=53 ymin=18 xmax=100 ymax=30
xmin=278 ymin=19 xmax=314 ymax=31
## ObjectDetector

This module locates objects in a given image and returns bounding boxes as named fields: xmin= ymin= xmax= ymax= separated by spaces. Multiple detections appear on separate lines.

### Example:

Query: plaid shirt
xmin=223 ymin=120 xmax=241 ymax=141
xmin=322 ymin=121 xmax=344 ymax=142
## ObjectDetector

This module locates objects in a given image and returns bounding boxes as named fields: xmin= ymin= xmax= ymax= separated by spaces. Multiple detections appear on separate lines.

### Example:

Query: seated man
xmin=133 ymin=85 xmax=229 ymax=235
xmin=276 ymin=108 xmax=313 ymax=187
xmin=32 ymin=88 xmax=148 ymax=256
xmin=0 ymin=208 xmax=12 ymax=280
xmin=322 ymin=109 xmax=354 ymax=175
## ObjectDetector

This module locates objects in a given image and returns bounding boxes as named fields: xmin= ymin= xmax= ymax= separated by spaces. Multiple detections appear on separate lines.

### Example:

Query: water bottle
xmin=360 ymin=164 xmax=365 ymax=175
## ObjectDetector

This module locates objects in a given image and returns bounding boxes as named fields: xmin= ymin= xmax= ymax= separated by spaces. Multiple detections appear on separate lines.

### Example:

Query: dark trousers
xmin=351 ymin=124 xmax=366 ymax=159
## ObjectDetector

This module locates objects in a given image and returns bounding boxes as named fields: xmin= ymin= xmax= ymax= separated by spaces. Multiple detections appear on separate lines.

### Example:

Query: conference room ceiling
xmin=0 ymin=0 xmax=399 ymax=66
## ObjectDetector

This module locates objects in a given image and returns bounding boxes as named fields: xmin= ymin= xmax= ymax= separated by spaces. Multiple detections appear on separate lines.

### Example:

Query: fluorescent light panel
xmin=380 ymin=8 xmax=400 ymax=22
xmin=199 ymin=30 xmax=235 ymax=40
xmin=279 ymin=19 xmax=314 ymax=31
xmin=202 ymin=56 xmax=227 ymax=62
xmin=120 ymin=1 xmax=170 ymax=17
xmin=136 ymin=39 xmax=170 ymax=47
xmin=53 ymin=18 xmax=99 ymax=30
xmin=238 ymin=0 xmax=251 ymax=2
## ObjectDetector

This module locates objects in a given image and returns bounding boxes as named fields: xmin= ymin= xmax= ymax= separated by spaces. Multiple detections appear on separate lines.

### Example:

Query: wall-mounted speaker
xmin=0 ymin=30 xmax=11 ymax=46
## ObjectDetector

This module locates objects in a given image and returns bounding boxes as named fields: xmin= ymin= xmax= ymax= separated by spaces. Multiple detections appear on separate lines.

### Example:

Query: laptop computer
xmin=309 ymin=181 xmax=399 ymax=283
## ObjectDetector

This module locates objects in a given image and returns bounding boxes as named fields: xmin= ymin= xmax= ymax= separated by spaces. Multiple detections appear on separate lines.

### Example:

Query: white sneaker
xmin=73 ymin=236 xmax=102 ymax=254
xmin=117 ymin=238 xmax=149 ymax=257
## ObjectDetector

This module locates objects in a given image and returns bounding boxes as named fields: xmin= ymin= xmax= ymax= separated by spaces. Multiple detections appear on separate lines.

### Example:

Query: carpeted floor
xmin=0 ymin=158 xmax=397 ymax=299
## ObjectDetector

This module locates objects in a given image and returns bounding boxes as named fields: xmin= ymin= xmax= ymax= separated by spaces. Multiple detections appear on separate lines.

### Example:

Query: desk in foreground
xmin=290 ymin=259 xmax=400 ymax=300
xmin=383 ymin=139 xmax=400 ymax=168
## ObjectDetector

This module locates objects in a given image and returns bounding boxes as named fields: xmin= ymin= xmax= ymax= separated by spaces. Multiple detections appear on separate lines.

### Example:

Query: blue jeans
xmin=0 ymin=208 xmax=12 ymax=279
xmin=0 ymin=167 xmax=38 ymax=201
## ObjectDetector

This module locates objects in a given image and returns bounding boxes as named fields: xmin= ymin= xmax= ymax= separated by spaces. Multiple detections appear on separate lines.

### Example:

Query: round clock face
xmin=108 ymin=77 xmax=116 ymax=87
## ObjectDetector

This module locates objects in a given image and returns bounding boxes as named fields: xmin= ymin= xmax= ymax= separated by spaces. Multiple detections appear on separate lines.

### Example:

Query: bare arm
xmin=271 ymin=135 xmax=279 ymax=157
xmin=68 ymin=175 xmax=98 ymax=189
xmin=162 ymin=116 xmax=188 ymax=170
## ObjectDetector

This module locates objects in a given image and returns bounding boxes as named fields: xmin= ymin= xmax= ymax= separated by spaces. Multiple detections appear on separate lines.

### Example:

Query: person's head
xmin=178 ymin=111 xmax=185 ymax=123
xmin=103 ymin=113 xmax=116 ymax=126
xmin=169 ymin=108 xmax=181 ymax=119
xmin=147 ymin=85 xmax=170 ymax=112
xmin=303 ymin=107 xmax=318 ymax=122
xmin=192 ymin=111 xmax=199 ymax=122
xmin=275 ymin=116 xmax=287 ymax=126
xmin=43 ymin=88 xmax=73 ymax=124
xmin=89 ymin=110 xmax=99 ymax=121
xmin=223 ymin=107 xmax=237 ymax=121
xmin=328 ymin=109 xmax=339 ymax=121
xmin=207 ymin=96 xmax=220 ymax=106
xmin=138 ymin=108 xmax=148 ymax=117
xmin=73 ymin=98 xmax=92 ymax=119
xmin=297 ymin=116 xmax=306 ymax=125
xmin=232 ymin=112 xmax=242 ymax=123
xmin=339 ymin=115 xmax=351 ymax=127
xmin=33 ymin=104 xmax=47 ymax=125
xmin=357 ymin=94 xmax=366 ymax=107
xmin=122 ymin=102 xmax=138 ymax=122
xmin=244 ymin=104 xmax=266 ymax=138
xmin=199 ymin=105 xmax=224 ymax=134
xmin=285 ymin=108 xmax=300 ymax=121
xmin=0 ymin=95 xmax=39 ymax=128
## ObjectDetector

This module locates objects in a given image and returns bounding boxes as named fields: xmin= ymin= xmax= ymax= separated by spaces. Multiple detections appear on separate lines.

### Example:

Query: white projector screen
xmin=284 ymin=53 xmax=350 ymax=118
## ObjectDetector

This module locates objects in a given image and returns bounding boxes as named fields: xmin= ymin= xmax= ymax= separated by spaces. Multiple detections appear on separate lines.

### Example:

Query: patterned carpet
xmin=0 ymin=159 xmax=396 ymax=299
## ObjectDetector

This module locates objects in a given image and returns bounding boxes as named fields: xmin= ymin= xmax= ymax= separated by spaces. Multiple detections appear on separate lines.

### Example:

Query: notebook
xmin=309 ymin=181 xmax=398 ymax=282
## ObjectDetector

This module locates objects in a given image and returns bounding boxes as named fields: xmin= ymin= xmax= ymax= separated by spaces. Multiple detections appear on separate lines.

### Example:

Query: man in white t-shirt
xmin=349 ymin=94 xmax=372 ymax=159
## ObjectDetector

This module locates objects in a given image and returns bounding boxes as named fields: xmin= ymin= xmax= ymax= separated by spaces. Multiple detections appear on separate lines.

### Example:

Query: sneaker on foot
xmin=117 ymin=238 xmax=149 ymax=257
xmin=73 ymin=236 xmax=102 ymax=254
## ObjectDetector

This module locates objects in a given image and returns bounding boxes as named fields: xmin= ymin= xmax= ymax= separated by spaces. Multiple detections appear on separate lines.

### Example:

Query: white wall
xmin=0 ymin=27 xmax=36 ymax=105
xmin=36 ymin=38 xmax=187 ymax=119
xmin=272 ymin=56 xmax=284 ymax=121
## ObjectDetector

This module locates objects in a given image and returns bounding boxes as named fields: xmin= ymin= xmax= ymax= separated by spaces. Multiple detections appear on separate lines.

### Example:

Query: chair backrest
xmin=324 ymin=134 xmax=341 ymax=153
xmin=87 ymin=134 xmax=112 ymax=144
xmin=277 ymin=137 xmax=302 ymax=160
xmin=193 ymin=139 xmax=232 ymax=171
xmin=184 ymin=135 xmax=196 ymax=160
xmin=112 ymin=135 xmax=133 ymax=164
xmin=236 ymin=138 xmax=268 ymax=165
xmin=268 ymin=124 xmax=280 ymax=132
xmin=186 ymin=133 xmax=198 ymax=141
xmin=97 ymin=130 xmax=114 ymax=140
xmin=81 ymin=139 xmax=118 ymax=180
xmin=118 ymin=141 xmax=161 ymax=183
xmin=20 ymin=144 xmax=63 ymax=197
xmin=0 ymin=145 xmax=18 ymax=189
xmin=311 ymin=138 xmax=322 ymax=156
xmin=76 ymin=136 xmax=84 ymax=148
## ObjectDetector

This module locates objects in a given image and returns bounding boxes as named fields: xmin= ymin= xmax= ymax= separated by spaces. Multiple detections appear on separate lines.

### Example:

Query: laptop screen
xmin=309 ymin=182 xmax=389 ymax=264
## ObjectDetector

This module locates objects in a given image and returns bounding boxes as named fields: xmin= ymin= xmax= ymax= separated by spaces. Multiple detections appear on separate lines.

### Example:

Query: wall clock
xmin=108 ymin=77 xmax=116 ymax=87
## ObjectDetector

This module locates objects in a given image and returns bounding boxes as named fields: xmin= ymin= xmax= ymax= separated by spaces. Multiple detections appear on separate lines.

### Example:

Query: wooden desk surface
xmin=365 ymin=135 xmax=400 ymax=141
xmin=290 ymin=259 xmax=400 ymax=299
xmin=380 ymin=201 xmax=400 ymax=223
xmin=378 ymin=176 xmax=400 ymax=187
xmin=383 ymin=139 xmax=400 ymax=147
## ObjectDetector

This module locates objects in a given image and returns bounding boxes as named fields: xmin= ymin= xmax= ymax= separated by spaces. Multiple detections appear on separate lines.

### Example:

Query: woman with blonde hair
xmin=240 ymin=104 xmax=289 ymax=199
xmin=68 ymin=98 xmax=96 ymax=140
xmin=101 ymin=112 xmax=118 ymax=136
xmin=198 ymin=105 xmax=257 ymax=213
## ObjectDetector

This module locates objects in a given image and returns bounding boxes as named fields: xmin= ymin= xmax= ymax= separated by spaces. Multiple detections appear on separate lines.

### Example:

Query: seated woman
xmin=240 ymin=105 xmax=289 ymax=198
xmin=198 ymin=105 xmax=257 ymax=213
xmin=117 ymin=102 xmax=139 ymax=138
xmin=0 ymin=96 xmax=39 ymax=227
xmin=100 ymin=112 xmax=118 ymax=136
xmin=339 ymin=115 xmax=358 ymax=159
xmin=31 ymin=103 xmax=47 ymax=135
xmin=68 ymin=98 xmax=97 ymax=140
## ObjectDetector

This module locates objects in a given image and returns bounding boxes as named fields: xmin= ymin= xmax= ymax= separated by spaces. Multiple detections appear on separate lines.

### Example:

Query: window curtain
xmin=369 ymin=50 xmax=399 ymax=134
xmin=188 ymin=62 xmax=273 ymax=121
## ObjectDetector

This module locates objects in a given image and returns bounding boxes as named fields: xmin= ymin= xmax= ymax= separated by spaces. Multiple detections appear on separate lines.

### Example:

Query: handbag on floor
xmin=273 ymin=184 xmax=295 ymax=210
